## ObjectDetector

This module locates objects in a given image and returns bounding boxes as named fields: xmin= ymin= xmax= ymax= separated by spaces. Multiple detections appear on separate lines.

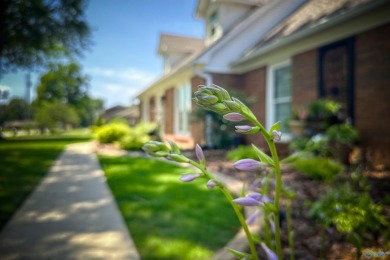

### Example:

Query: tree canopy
xmin=0 ymin=0 xmax=91 ymax=74
xmin=33 ymin=62 xmax=103 ymax=127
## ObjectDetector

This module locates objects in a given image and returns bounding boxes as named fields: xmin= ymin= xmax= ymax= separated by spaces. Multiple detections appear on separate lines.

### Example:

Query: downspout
xmin=192 ymin=66 xmax=214 ymax=148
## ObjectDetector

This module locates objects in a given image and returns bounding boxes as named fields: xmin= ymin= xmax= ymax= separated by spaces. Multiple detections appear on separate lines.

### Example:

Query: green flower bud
xmin=209 ymin=103 xmax=229 ymax=114
xmin=167 ymin=154 xmax=190 ymax=163
xmin=223 ymin=100 xmax=242 ymax=113
xmin=213 ymin=84 xmax=232 ymax=101
xmin=142 ymin=141 xmax=171 ymax=156
xmin=193 ymin=93 xmax=219 ymax=106
xmin=167 ymin=139 xmax=181 ymax=154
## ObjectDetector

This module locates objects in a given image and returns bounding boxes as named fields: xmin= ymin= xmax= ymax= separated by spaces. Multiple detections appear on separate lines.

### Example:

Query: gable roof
xmin=255 ymin=0 xmax=372 ymax=49
xmin=195 ymin=0 xmax=267 ymax=18
xmin=233 ymin=0 xmax=387 ymax=67
xmin=157 ymin=34 xmax=204 ymax=55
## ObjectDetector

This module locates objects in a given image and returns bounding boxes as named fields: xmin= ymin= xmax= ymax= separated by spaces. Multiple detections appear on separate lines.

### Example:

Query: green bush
xmin=119 ymin=122 xmax=157 ymax=150
xmin=326 ymin=123 xmax=359 ymax=146
xmin=226 ymin=145 xmax=258 ymax=161
xmin=94 ymin=122 xmax=130 ymax=144
xmin=291 ymin=156 xmax=343 ymax=182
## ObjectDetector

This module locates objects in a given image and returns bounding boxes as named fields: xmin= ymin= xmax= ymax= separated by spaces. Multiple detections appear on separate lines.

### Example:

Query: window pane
xmin=274 ymin=66 xmax=291 ymax=98
xmin=275 ymin=102 xmax=291 ymax=132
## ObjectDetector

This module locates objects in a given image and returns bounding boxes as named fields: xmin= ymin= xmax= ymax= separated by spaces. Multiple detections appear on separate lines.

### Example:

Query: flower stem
xmin=250 ymin=118 xmax=283 ymax=259
xmin=189 ymin=160 xmax=259 ymax=260
xmin=267 ymin=139 xmax=283 ymax=259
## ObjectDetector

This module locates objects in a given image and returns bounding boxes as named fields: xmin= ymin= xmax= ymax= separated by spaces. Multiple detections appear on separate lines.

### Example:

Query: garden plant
xmin=143 ymin=84 xmax=296 ymax=259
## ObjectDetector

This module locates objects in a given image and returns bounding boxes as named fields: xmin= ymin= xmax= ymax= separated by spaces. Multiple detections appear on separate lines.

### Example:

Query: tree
xmin=0 ymin=98 xmax=30 ymax=126
xmin=36 ymin=62 xmax=89 ymax=105
xmin=0 ymin=0 xmax=91 ymax=74
xmin=34 ymin=62 xmax=103 ymax=127
xmin=34 ymin=101 xmax=79 ymax=130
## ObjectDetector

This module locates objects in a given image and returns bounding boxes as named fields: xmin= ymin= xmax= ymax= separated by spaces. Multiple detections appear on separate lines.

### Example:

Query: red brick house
xmin=137 ymin=0 xmax=390 ymax=168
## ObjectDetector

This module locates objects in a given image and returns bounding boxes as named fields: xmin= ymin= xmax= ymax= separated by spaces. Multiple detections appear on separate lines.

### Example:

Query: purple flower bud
xmin=235 ymin=125 xmax=252 ymax=133
xmin=223 ymin=112 xmax=245 ymax=122
xmin=246 ymin=209 xmax=259 ymax=225
xmin=261 ymin=242 xmax=277 ymax=260
xmin=260 ymin=195 xmax=272 ymax=204
xmin=272 ymin=130 xmax=282 ymax=141
xmin=232 ymin=197 xmax=260 ymax=206
xmin=179 ymin=174 xmax=198 ymax=182
xmin=195 ymin=144 xmax=204 ymax=162
xmin=247 ymin=192 xmax=262 ymax=201
xmin=269 ymin=218 xmax=275 ymax=233
xmin=206 ymin=179 xmax=217 ymax=189
xmin=234 ymin=159 xmax=262 ymax=171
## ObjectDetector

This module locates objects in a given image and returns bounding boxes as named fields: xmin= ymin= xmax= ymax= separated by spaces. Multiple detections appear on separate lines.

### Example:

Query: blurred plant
xmin=144 ymin=84 xmax=298 ymax=259
xmin=291 ymin=106 xmax=307 ymax=121
xmin=309 ymin=183 xmax=388 ymax=259
xmin=119 ymin=122 xmax=157 ymax=150
xmin=227 ymin=145 xmax=259 ymax=161
xmin=326 ymin=123 xmax=359 ymax=147
xmin=289 ymin=134 xmax=330 ymax=157
xmin=290 ymin=156 xmax=343 ymax=183
xmin=94 ymin=122 xmax=130 ymax=144
xmin=307 ymin=99 xmax=341 ymax=120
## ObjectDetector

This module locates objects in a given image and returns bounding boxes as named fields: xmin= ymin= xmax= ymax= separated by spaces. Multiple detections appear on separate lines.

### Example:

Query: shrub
xmin=226 ymin=145 xmax=258 ymax=161
xmin=119 ymin=122 xmax=157 ymax=150
xmin=291 ymin=156 xmax=343 ymax=182
xmin=94 ymin=122 xmax=130 ymax=144
xmin=326 ymin=123 xmax=359 ymax=147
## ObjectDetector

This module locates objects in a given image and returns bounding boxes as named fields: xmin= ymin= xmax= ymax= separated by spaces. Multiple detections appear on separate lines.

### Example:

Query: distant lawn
xmin=0 ymin=131 xmax=91 ymax=230
xmin=99 ymin=155 xmax=240 ymax=260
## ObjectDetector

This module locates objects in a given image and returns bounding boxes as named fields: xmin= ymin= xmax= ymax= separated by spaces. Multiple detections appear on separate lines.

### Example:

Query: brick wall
xmin=149 ymin=96 xmax=155 ymax=122
xmin=355 ymin=23 xmax=390 ymax=169
xmin=164 ymin=88 xmax=174 ymax=134
xmin=138 ymin=101 xmax=143 ymax=121
xmin=242 ymin=67 xmax=267 ymax=148
xmin=292 ymin=49 xmax=318 ymax=107
xmin=211 ymin=73 xmax=243 ymax=92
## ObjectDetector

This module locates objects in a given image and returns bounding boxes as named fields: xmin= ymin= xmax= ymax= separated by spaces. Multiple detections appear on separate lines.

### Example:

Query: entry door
xmin=318 ymin=38 xmax=354 ymax=122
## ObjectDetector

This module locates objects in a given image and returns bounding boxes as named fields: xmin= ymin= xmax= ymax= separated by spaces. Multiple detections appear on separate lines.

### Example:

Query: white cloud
xmin=86 ymin=67 xmax=157 ymax=107
xmin=86 ymin=67 xmax=156 ymax=85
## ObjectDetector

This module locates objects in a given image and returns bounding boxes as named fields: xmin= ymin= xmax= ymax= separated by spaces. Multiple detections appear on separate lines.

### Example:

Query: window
xmin=208 ymin=11 xmax=218 ymax=38
xmin=267 ymin=62 xmax=292 ymax=134
xmin=176 ymin=82 xmax=192 ymax=135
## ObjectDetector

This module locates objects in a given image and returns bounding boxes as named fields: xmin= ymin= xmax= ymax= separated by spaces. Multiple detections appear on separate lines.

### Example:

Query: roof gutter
xmin=232 ymin=0 xmax=390 ymax=67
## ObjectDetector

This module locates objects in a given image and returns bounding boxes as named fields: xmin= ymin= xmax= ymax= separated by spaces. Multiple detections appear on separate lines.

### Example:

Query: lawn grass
xmin=99 ymin=155 xmax=241 ymax=260
xmin=0 ymin=131 xmax=91 ymax=230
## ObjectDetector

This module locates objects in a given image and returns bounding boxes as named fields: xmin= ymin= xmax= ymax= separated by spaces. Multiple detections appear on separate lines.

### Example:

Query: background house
xmin=137 ymin=0 xmax=390 ymax=169
xmin=102 ymin=105 xmax=139 ymax=126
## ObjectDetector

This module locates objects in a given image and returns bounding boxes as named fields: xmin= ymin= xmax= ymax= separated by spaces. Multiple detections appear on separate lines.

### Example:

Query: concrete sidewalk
xmin=0 ymin=142 xmax=140 ymax=260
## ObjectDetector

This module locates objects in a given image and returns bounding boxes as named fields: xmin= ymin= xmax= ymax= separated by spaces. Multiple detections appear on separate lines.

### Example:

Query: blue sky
xmin=0 ymin=0 xmax=204 ymax=108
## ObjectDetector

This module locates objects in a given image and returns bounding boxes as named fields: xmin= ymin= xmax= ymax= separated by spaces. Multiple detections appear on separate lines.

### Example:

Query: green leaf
xmin=264 ymin=202 xmax=277 ymax=213
xmin=226 ymin=248 xmax=252 ymax=259
xmin=251 ymin=144 xmax=274 ymax=166
xmin=251 ymin=233 xmax=261 ymax=243
xmin=269 ymin=121 xmax=280 ymax=134
xmin=240 ymin=184 xmax=246 ymax=197
xmin=167 ymin=139 xmax=180 ymax=154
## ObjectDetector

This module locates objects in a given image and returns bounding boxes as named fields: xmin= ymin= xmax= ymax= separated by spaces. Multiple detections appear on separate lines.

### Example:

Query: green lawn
xmin=99 ymin=155 xmax=240 ymax=260
xmin=0 ymin=131 xmax=91 ymax=230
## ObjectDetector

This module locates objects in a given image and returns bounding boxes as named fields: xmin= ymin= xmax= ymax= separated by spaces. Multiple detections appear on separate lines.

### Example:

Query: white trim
xmin=266 ymin=60 xmax=292 ymax=141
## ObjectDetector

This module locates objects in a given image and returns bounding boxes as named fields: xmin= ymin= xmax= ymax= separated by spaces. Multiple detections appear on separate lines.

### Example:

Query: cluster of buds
xmin=194 ymin=85 xmax=261 ymax=135
xmin=143 ymin=141 xmax=219 ymax=190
